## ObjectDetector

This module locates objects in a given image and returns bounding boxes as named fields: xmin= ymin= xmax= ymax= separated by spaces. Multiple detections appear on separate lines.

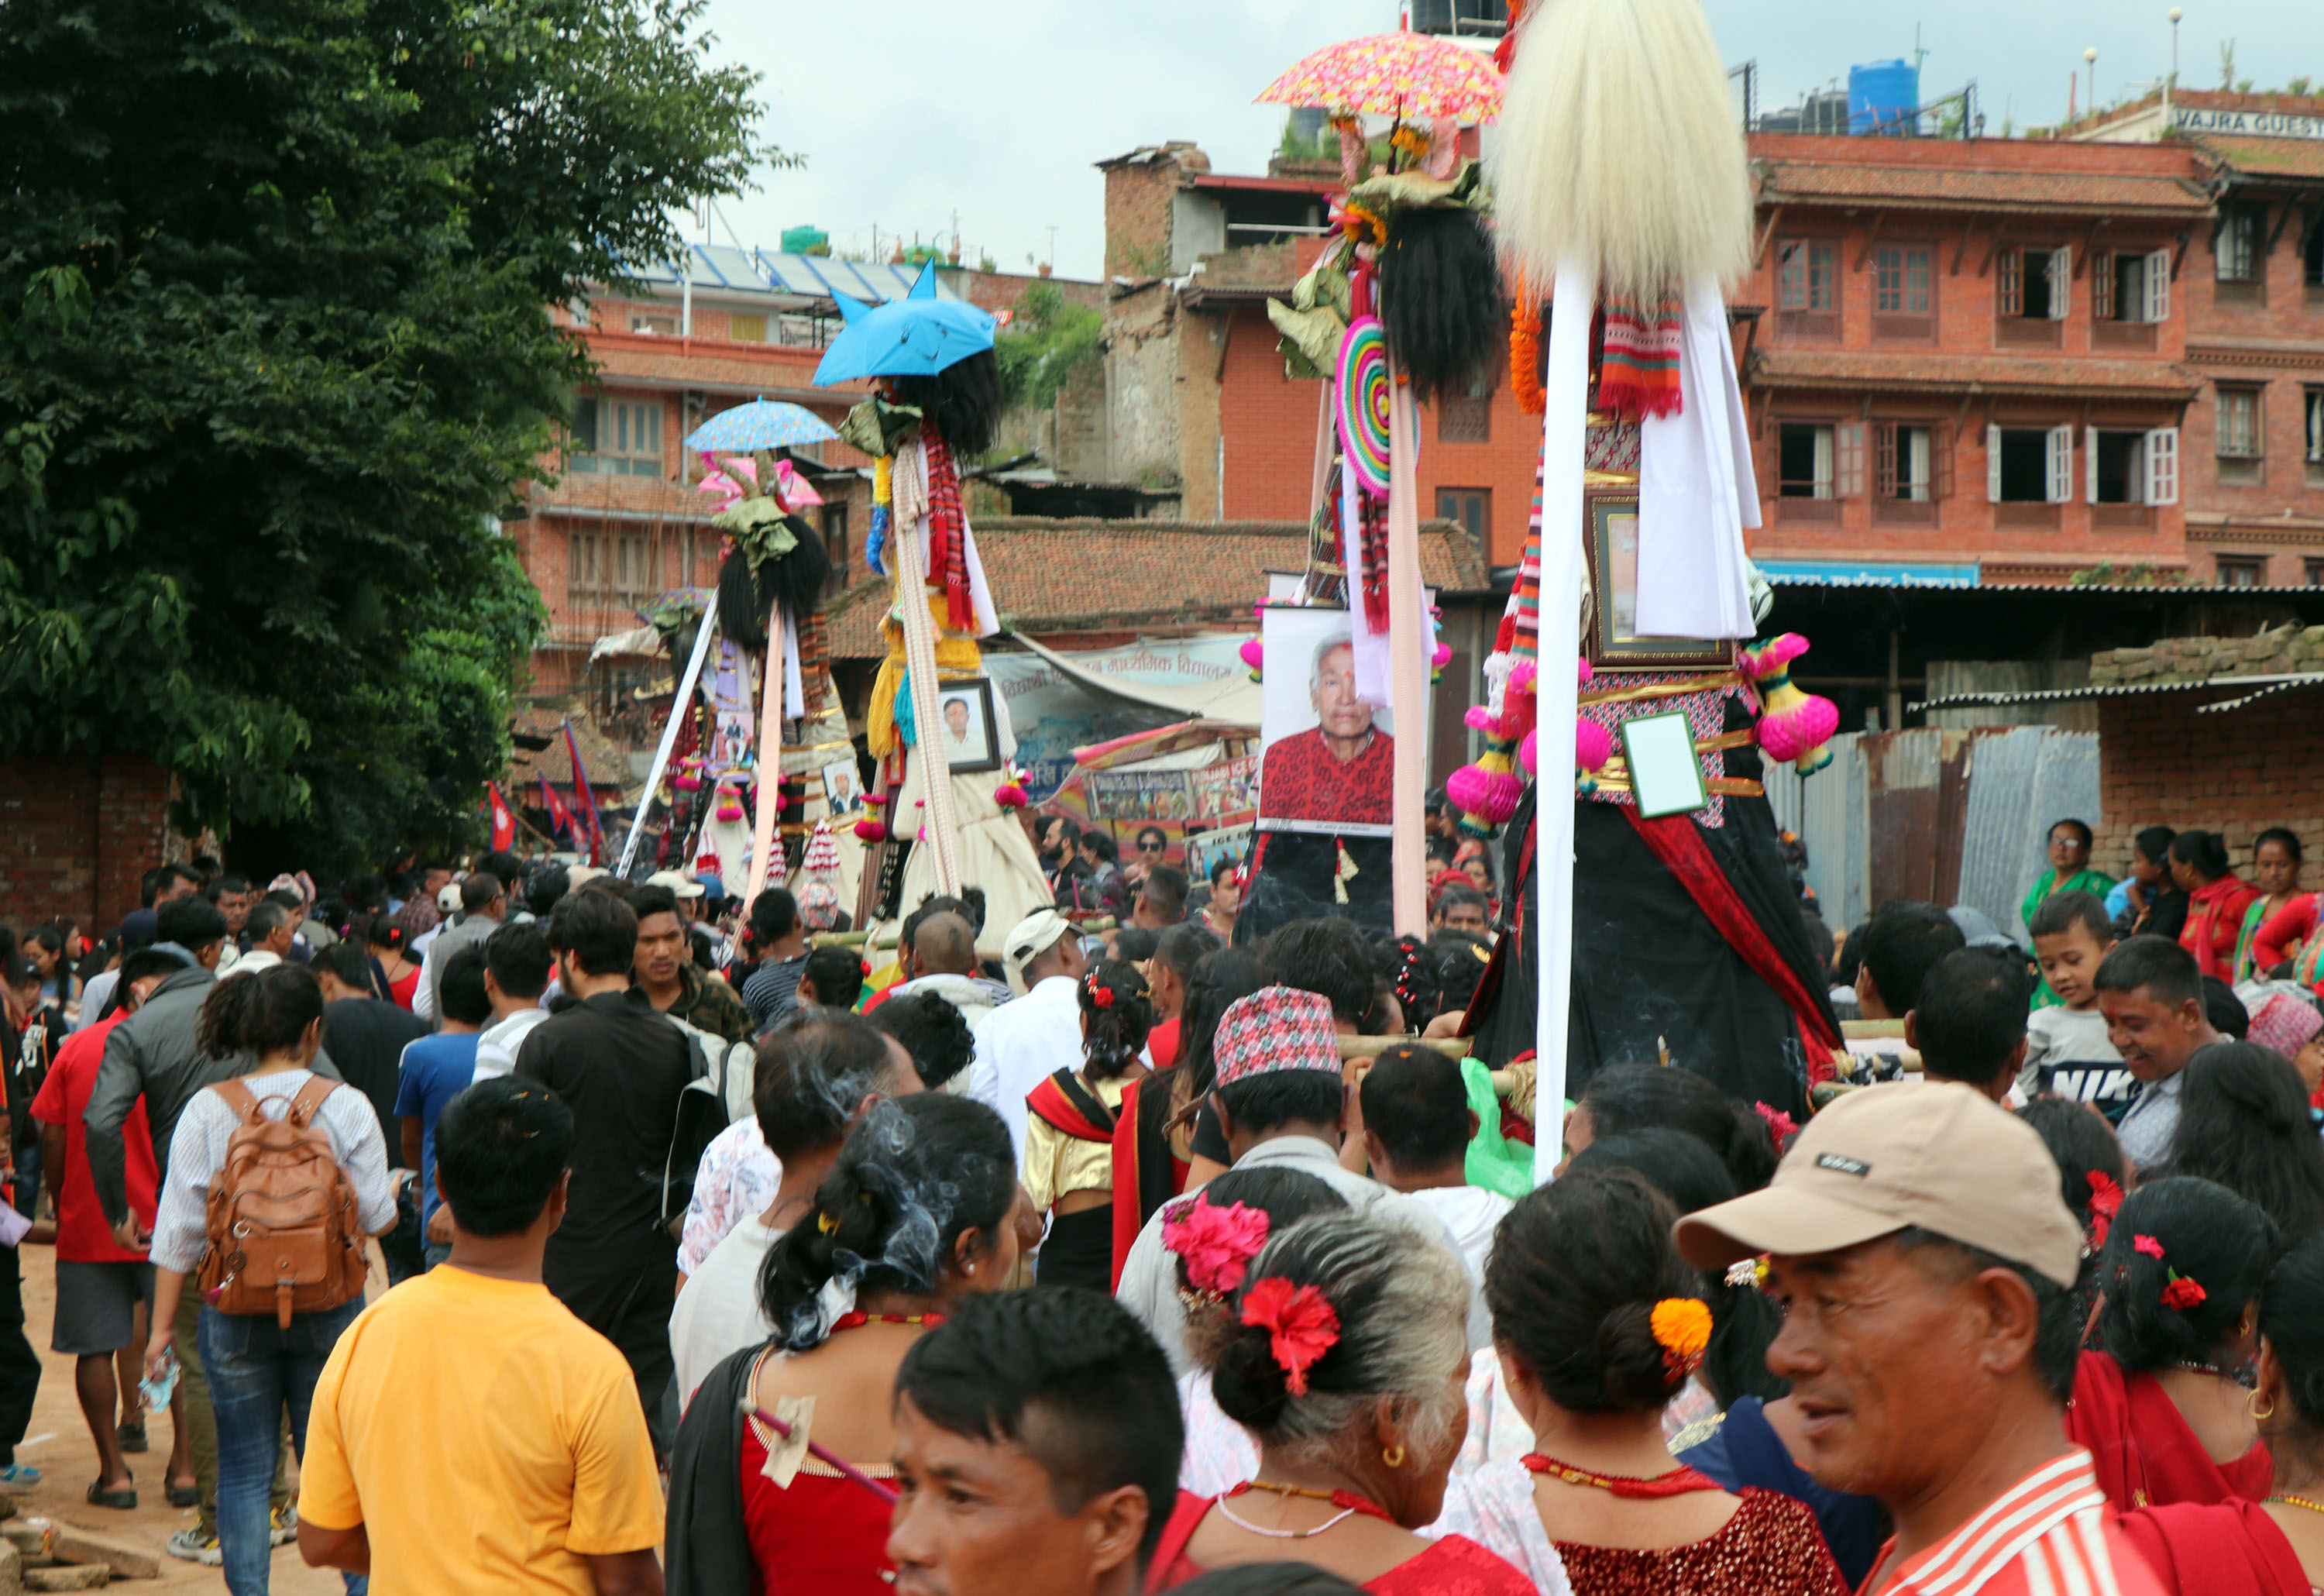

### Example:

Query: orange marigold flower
xmin=1650 ymin=1297 xmax=1713 ymax=1360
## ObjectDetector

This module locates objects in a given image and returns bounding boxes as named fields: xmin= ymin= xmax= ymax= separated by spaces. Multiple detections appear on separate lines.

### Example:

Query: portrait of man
xmin=942 ymin=697 xmax=972 ymax=749
xmin=1257 ymin=630 xmax=1394 ymax=831
xmin=930 ymin=681 xmax=999 ymax=772
xmin=822 ymin=758 xmax=865 ymax=817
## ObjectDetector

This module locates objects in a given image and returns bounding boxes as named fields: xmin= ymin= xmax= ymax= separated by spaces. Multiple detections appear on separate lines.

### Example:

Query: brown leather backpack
xmin=196 ymin=1077 xmax=369 ymax=1328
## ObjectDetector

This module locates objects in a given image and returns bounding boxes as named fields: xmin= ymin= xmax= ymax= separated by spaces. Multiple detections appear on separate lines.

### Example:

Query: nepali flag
xmin=540 ymin=775 xmax=577 ymax=846
xmin=486 ymin=783 xmax=517 ymax=851
xmin=563 ymin=719 xmax=606 ymax=866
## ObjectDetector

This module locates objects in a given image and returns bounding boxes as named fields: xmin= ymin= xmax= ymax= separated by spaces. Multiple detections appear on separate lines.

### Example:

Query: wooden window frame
xmin=2216 ymin=387 xmax=2264 ymax=460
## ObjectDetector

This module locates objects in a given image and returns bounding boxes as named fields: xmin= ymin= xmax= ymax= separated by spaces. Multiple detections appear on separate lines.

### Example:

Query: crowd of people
xmin=0 ymin=804 xmax=2320 ymax=1596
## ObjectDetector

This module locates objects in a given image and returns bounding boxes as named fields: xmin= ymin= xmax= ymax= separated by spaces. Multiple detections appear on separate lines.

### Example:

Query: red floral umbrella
xmin=1257 ymin=32 xmax=1504 ymax=124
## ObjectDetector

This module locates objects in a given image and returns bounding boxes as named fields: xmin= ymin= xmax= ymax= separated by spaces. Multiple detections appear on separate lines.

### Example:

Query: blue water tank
xmin=1848 ymin=60 xmax=1920 ymax=136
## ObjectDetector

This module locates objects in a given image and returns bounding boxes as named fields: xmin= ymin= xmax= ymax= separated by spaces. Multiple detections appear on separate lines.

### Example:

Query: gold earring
xmin=2249 ymin=1390 xmax=2276 ymax=1420
xmin=1382 ymin=1444 xmax=1406 ymax=1469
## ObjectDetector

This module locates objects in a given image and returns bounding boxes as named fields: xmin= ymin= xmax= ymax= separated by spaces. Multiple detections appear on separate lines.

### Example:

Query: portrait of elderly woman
xmin=1257 ymin=630 xmax=1394 ymax=831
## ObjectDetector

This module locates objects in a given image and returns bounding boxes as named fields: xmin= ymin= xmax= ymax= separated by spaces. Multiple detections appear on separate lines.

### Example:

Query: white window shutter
xmin=2146 ymin=428 xmax=2179 ymax=505
xmin=2048 ymin=248 xmax=2071 ymax=320
xmin=2145 ymin=249 xmax=2171 ymax=323
xmin=2084 ymin=425 xmax=2100 ymax=503
xmin=2047 ymin=425 xmax=2075 ymax=504
xmin=1986 ymin=424 xmax=2003 ymax=502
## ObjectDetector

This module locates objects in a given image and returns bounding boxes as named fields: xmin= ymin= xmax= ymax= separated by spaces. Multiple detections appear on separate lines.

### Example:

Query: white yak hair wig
xmin=1487 ymin=0 xmax=1752 ymax=301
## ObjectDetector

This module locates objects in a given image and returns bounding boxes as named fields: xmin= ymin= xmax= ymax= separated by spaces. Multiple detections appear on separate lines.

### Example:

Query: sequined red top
xmin=1553 ymin=1488 xmax=1847 ymax=1596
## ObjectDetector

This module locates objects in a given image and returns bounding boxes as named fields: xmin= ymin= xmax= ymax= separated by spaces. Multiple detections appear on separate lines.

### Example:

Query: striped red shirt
xmin=1866 ymin=1450 xmax=2168 ymax=1596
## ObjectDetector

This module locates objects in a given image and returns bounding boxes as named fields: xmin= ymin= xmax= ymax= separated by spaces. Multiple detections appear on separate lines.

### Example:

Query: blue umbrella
xmin=682 ymin=398 xmax=840 ymax=454
xmin=813 ymin=263 xmax=997 ymax=386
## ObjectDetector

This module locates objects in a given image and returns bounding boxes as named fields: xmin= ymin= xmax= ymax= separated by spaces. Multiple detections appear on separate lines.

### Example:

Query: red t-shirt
xmin=29 ymin=1014 xmax=156 ymax=1263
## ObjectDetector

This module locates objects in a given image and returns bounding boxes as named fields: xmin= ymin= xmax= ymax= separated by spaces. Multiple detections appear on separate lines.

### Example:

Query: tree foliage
xmin=993 ymin=281 xmax=1103 ymax=415
xmin=0 ymin=0 xmax=762 ymax=879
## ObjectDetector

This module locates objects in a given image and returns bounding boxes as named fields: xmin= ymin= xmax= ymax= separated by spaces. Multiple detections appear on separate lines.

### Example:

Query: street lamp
xmin=2167 ymin=9 xmax=2184 ymax=129
xmin=2085 ymin=47 xmax=2099 ymax=122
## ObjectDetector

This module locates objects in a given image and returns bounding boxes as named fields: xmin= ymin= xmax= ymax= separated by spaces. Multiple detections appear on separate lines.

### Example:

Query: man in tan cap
xmin=1676 ymin=1081 xmax=2162 ymax=1596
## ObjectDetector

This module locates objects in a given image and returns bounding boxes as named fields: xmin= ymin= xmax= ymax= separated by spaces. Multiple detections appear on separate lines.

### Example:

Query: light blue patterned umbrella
xmin=682 ymin=398 xmax=840 ymax=453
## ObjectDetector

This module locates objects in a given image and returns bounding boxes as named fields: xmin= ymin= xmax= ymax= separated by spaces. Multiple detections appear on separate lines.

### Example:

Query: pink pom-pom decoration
xmin=1518 ymin=729 xmax=1538 ymax=776
xmin=994 ymin=783 xmax=1028 ymax=809
xmin=1576 ymin=719 xmax=1614 ymax=772
xmin=1508 ymin=659 xmax=1538 ymax=694
xmin=1446 ymin=755 xmax=1521 ymax=828
xmin=1741 ymin=634 xmax=1839 ymax=775
xmin=1432 ymin=642 xmax=1452 ymax=669
xmin=674 ymin=772 xmax=701 ymax=792
xmin=715 ymin=801 xmax=744 ymax=823
xmin=854 ymin=818 xmax=888 ymax=843
xmin=1239 ymin=635 xmax=1264 ymax=683
xmin=1577 ymin=658 xmax=1594 ymax=686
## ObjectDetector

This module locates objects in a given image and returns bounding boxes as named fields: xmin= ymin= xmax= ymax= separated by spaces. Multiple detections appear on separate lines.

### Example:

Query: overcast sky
xmin=697 ymin=1 xmax=2321 ymax=283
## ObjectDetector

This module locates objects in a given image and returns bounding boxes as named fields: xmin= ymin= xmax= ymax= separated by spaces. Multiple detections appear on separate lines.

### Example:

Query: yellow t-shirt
xmin=297 ymin=1264 xmax=663 ymax=1594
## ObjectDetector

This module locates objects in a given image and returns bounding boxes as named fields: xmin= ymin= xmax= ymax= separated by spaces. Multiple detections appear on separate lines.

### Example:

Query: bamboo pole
xmin=741 ymin=608 xmax=785 ymax=920
xmin=1385 ymin=363 xmax=1427 ymax=938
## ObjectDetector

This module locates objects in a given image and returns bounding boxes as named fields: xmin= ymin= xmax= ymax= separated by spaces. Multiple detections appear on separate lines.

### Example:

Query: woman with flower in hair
xmin=1147 ymin=1210 xmax=1533 ymax=1593
xmin=2065 ymin=1176 xmax=2281 ymax=1512
xmin=663 ymin=1092 xmax=1019 ymax=1595
xmin=1162 ymin=1168 xmax=1349 ymax=1495
xmin=2119 ymin=1232 xmax=2324 ymax=1596
xmin=1021 ymin=958 xmax=1153 ymax=1290
xmin=1432 ymin=1167 xmax=1845 ymax=1596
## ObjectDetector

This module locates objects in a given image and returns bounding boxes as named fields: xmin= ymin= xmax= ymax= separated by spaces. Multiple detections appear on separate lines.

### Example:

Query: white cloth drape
xmin=1635 ymin=277 xmax=1759 ymax=641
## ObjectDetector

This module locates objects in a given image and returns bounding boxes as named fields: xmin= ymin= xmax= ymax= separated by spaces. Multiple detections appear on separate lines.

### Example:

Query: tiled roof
xmin=825 ymin=518 xmax=1492 ymax=659
xmin=1753 ymin=152 xmax=2209 ymax=216
xmin=1748 ymin=347 xmax=2199 ymax=400
xmin=2187 ymin=134 xmax=2324 ymax=184
xmin=509 ymin=709 xmax=632 ymax=793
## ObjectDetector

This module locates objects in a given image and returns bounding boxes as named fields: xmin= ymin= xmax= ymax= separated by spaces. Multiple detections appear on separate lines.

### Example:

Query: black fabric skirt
xmin=1036 ymin=1205 xmax=1114 ymax=1292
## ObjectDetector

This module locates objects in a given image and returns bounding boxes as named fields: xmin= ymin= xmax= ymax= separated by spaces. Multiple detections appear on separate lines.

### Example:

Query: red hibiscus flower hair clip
xmin=1162 ymin=1195 xmax=1271 ymax=1302
xmin=1239 ymin=1276 xmax=1341 ymax=1396
xmin=2130 ymin=1233 xmax=2209 ymax=1312
xmin=1089 ymin=982 xmax=1115 ymax=1010
xmin=2085 ymin=1171 xmax=2123 ymax=1250
xmin=1752 ymin=1102 xmax=1798 ymax=1151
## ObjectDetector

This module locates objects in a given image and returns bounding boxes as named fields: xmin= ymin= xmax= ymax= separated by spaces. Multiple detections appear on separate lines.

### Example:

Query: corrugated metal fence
xmin=1765 ymin=727 xmax=2100 ymax=940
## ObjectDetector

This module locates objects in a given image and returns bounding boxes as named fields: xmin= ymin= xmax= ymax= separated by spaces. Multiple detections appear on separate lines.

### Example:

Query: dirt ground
xmin=9 ymin=1243 xmax=341 ymax=1593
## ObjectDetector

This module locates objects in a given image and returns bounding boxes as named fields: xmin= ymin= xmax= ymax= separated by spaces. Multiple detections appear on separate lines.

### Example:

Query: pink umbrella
xmin=1257 ymin=32 xmax=1504 ymax=124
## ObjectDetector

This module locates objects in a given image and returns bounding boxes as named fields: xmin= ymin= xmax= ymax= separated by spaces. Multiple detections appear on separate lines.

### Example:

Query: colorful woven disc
xmin=1336 ymin=315 xmax=1391 ymax=498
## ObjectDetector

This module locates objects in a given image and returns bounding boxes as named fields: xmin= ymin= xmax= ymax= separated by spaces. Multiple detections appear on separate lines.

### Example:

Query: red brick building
xmin=0 ymin=755 xmax=174 ymax=937
xmin=1740 ymin=133 xmax=2212 ymax=583
xmin=2074 ymin=91 xmax=2324 ymax=587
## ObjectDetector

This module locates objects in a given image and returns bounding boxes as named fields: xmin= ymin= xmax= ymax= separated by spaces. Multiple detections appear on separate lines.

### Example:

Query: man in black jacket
xmin=516 ymin=889 xmax=701 ymax=1454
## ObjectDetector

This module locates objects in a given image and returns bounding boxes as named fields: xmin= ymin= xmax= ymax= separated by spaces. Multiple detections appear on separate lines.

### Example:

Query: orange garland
xmin=1510 ymin=273 xmax=1544 ymax=415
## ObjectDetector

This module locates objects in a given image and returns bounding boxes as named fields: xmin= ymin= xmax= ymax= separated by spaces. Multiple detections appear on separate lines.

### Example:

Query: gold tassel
xmin=1334 ymin=840 xmax=1360 ymax=905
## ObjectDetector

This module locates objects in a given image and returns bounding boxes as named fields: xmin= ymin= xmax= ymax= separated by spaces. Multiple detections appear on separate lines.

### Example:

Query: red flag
xmin=563 ymin=720 xmax=606 ymax=866
xmin=540 ymin=775 xmax=576 ymax=844
xmin=487 ymin=783 xmax=516 ymax=851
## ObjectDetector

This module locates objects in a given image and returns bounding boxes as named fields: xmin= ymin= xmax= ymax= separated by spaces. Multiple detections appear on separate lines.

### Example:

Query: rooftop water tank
xmin=1848 ymin=60 xmax=1920 ymax=136
xmin=780 ymin=225 xmax=830 ymax=256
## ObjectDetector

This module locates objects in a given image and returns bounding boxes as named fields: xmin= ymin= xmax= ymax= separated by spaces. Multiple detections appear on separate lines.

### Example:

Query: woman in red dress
xmin=1432 ymin=1168 xmax=1848 ymax=1596
xmin=2121 ymin=1231 xmax=2324 ymax=1596
xmin=1144 ymin=1209 xmax=1534 ymax=1594
xmin=664 ymin=1092 xmax=1021 ymax=1595
xmin=2174 ymin=831 xmax=2259 ymax=983
xmin=2066 ymin=1176 xmax=2280 ymax=1512
xmin=366 ymin=917 xmax=420 ymax=1010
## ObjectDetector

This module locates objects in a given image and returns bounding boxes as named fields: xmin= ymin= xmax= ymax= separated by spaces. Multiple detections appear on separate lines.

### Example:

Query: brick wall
xmin=2092 ymin=690 xmax=2324 ymax=880
xmin=1101 ymin=155 xmax=1187 ymax=281
xmin=0 ymin=754 xmax=172 ymax=937
xmin=2178 ymin=197 xmax=2324 ymax=585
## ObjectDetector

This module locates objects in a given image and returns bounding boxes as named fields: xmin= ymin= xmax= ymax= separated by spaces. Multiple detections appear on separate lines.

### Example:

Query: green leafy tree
xmin=993 ymin=281 xmax=1102 ymax=416
xmin=0 ymin=0 xmax=764 ymax=879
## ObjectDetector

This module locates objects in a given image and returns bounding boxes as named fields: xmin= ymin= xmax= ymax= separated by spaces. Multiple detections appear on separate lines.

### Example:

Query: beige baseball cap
xmin=1673 ymin=1080 xmax=2085 ymax=1288
xmin=1003 ymin=908 xmax=1074 ymax=974
xmin=645 ymin=869 xmax=706 ymax=899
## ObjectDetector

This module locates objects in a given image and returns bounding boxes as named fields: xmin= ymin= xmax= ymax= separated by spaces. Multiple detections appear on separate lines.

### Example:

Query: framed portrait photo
xmin=1583 ymin=490 xmax=1738 ymax=670
xmin=930 ymin=678 xmax=1001 ymax=774
xmin=820 ymin=758 xmax=866 ymax=817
